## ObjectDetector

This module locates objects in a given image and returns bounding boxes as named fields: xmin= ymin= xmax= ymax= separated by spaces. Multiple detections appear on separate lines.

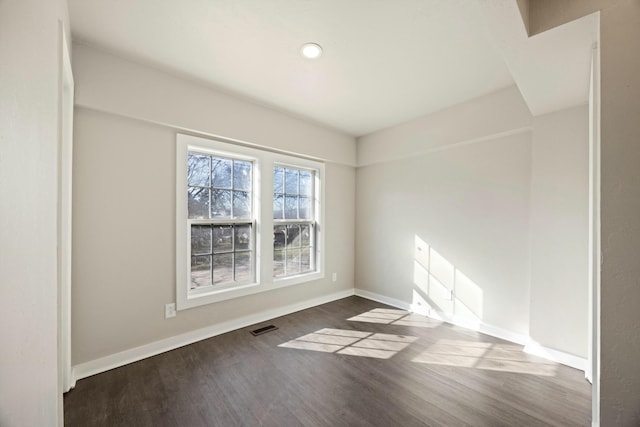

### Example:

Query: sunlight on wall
xmin=412 ymin=338 xmax=558 ymax=376
xmin=413 ymin=236 xmax=484 ymax=323
xmin=279 ymin=328 xmax=418 ymax=359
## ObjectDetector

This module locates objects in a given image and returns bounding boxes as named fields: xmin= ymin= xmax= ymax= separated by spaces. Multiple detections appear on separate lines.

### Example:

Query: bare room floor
xmin=64 ymin=296 xmax=591 ymax=426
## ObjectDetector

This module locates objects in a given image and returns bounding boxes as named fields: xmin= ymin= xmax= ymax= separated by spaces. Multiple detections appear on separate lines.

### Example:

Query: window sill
xmin=177 ymin=271 xmax=325 ymax=311
xmin=273 ymin=271 xmax=324 ymax=288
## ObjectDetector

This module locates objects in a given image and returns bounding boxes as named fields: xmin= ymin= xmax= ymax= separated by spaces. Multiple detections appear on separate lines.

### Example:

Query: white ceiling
xmin=68 ymin=0 xmax=596 ymax=137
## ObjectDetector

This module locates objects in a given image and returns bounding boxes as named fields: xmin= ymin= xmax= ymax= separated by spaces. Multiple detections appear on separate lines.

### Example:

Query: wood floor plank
xmin=64 ymin=296 xmax=591 ymax=426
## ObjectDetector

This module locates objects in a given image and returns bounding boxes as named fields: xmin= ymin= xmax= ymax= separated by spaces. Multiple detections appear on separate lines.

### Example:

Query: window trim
xmin=176 ymin=133 xmax=325 ymax=310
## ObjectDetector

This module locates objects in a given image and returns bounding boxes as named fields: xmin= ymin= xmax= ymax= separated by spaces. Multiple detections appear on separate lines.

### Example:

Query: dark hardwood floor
xmin=64 ymin=296 xmax=591 ymax=426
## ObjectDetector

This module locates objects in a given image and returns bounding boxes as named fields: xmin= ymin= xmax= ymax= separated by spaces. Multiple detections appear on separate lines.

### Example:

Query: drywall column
xmin=0 ymin=0 xmax=71 ymax=425
xmin=530 ymin=1 xmax=640 ymax=425
xmin=529 ymin=105 xmax=589 ymax=359
xmin=356 ymin=86 xmax=534 ymax=339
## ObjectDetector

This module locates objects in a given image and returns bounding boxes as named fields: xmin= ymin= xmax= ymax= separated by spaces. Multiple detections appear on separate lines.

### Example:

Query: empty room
xmin=2 ymin=1 xmax=640 ymax=426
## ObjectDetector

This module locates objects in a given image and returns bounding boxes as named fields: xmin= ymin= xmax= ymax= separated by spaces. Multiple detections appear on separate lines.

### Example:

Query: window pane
xmin=191 ymin=255 xmax=211 ymax=288
xmin=233 ymin=161 xmax=252 ymax=191
xmin=274 ymin=225 xmax=286 ymax=250
xmin=188 ymin=154 xmax=210 ymax=187
xmin=286 ymin=225 xmax=301 ymax=248
xmin=213 ymin=226 xmax=233 ymax=253
xmin=274 ymin=166 xmax=284 ymax=194
xmin=234 ymin=252 xmax=251 ymax=282
xmin=286 ymin=249 xmax=301 ymax=275
xmin=285 ymin=169 xmax=298 ymax=194
xmin=234 ymin=224 xmax=251 ymax=251
xmin=299 ymin=171 xmax=312 ymax=196
xmin=273 ymin=194 xmax=284 ymax=219
xmin=191 ymin=225 xmax=212 ymax=255
xmin=299 ymin=197 xmax=311 ymax=219
xmin=233 ymin=191 xmax=251 ymax=219
xmin=213 ymin=253 xmax=233 ymax=285
xmin=212 ymin=157 xmax=232 ymax=188
xmin=211 ymin=189 xmax=231 ymax=218
xmin=301 ymin=224 xmax=311 ymax=247
xmin=188 ymin=187 xmax=210 ymax=219
xmin=284 ymin=195 xmax=298 ymax=219
xmin=185 ymin=150 xmax=258 ymax=293
xmin=301 ymin=248 xmax=312 ymax=273
xmin=273 ymin=250 xmax=285 ymax=277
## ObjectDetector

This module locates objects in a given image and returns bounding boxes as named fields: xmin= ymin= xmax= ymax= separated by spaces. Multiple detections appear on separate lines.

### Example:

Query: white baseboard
xmin=423 ymin=306 xmax=530 ymax=346
xmin=72 ymin=287 xmax=587 ymax=383
xmin=354 ymin=288 xmax=411 ymax=311
xmin=72 ymin=289 xmax=355 ymax=383
xmin=524 ymin=341 xmax=587 ymax=372
xmin=354 ymin=288 xmax=587 ymax=371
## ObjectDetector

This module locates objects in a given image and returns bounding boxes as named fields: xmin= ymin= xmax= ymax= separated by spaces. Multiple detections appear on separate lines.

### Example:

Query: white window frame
xmin=187 ymin=150 xmax=257 ymax=294
xmin=176 ymin=133 xmax=325 ymax=310
xmin=273 ymin=164 xmax=318 ymax=280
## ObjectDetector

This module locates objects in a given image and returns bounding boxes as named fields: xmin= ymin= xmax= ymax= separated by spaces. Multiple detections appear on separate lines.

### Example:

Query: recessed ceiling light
xmin=301 ymin=43 xmax=323 ymax=59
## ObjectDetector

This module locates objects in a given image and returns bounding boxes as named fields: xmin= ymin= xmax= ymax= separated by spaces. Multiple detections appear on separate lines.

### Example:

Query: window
xmin=187 ymin=153 xmax=254 ymax=290
xmin=177 ymin=133 xmax=324 ymax=310
xmin=273 ymin=166 xmax=316 ymax=278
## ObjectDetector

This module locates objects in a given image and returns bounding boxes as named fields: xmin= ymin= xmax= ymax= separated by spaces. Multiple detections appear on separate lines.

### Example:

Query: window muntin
xmin=273 ymin=223 xmax=315 ymax=278
xmin=188 ymin=154 xmax=252 ymax=220
xmin=273 ymin=166 xmax=316 ymax=278
xmin=187 ymin=151 xmax=254 ymax=290
xmin=273 ymin=166 xmax=313 ymax=220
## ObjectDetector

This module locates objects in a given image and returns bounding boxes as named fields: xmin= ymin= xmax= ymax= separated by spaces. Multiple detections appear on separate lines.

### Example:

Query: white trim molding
xmin=422 ymin=306 xmax=530 ymax=347
xmin=72 ymin=287 xmax=588 ymax=384
xmin=72 ymin=289 xmax=354 ymax=382
xmin=58 ymin=20 xmax=75 ymax=394
xmin=354 ymin=288 xmax=411 ymax=311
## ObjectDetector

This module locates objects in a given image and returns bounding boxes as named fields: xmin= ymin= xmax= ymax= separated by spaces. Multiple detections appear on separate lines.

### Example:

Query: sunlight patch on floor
xmin=412 ymin=338 xmax=558 ymax=376
xmin=348 ymin=308 xmax=442 ymax=328
xmin=279 ymin=328 xmax=418 ymax=359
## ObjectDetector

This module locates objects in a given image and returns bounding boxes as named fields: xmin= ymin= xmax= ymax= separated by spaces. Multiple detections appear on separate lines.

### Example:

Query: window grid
xmin=273 ymin=166 xmax=313 ymax=220
xmin=273 ymin=223 xmax=315 ymax=278
xmin=190 ymin=224 xmax=253 ymax=289
xmin=273 ymin=165 xmax=316 ymax=279
xmin=188 ymin=151 xmax=254 ymax=289
xmin=188 ymin=154 xmax=252 ymax=220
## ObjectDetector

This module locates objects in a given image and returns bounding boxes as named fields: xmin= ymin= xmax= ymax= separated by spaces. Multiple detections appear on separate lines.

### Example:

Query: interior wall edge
xmin=355 ymin=126 xmax=532 ymax=168
xmin=73 ymin=105 xmax=357 ymax=168
xmin=356 ymin=85 xmax=532 ymax=167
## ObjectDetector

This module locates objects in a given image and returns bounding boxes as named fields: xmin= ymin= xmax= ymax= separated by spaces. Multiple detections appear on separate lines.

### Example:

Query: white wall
xmin=599 ymin=3 xmax=640 ymax=424
xmin=0 ymin=0 xmax=70 ymax=425
xmin=529 ymin=104 xmax=589 ymax=358
xmin=71 ymin=46 xmax=356 ymax=367
xmin=356 ymin=132 xmax=532 ymax=335
xmin=356 ymin=86 xmax=533 ymax=337
xmin=356 ymin=86 xmax=590 ymax=355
